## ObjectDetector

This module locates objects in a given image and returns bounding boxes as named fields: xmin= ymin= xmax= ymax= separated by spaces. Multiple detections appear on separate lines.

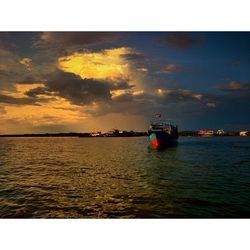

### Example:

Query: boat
xmin=148 ymin=115 xmax=178 ymax=149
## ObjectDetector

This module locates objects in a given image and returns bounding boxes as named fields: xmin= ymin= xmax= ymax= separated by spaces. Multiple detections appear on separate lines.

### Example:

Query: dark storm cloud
xmin=45 ymin=70 xmax=112 ymax=105
xmin=145 ymin=85 xmax=250 ymax=130
xmin=109 ymin=81 xmax=135 ymax=90
xmin=162 ymin=87 xmax=250 ymax=130
xmin=91 ymin=93 xmax=155 ymax=117
xmin=15 ymin=75 xmax=44 ymax=84
xmin=214 ymin=81 xmax=250 ymax=92
xmin=112 ymin=93 xmax=134 ymax=103
xmin=0 ymin=70 xmax=45 ymax=93
xmin=24 ymin=86 xmax=51 ymax=98
xmin=157 ymin=89 xmax=205 ymax=103
xmin=34 ymin=32 xmax=122 ymax=48
xmin=0 ymin=93 xmax=41 ymax=105
xmin=0 ymin=69 xmax=27 ymax=84
xmin=104 ymin=88 xmax=217 ymax=125
xmin=121 ymin=51 xmax=151 ymax=70
xmin=160 ymin=33 xmax=202 ymax=49
xmin=106 ymin=93 xmax=156 ymax=117
xmin=121 ymin=52 xmax=147 ymax=61
xmin=122 ymin=50 xmax=182 ymax=76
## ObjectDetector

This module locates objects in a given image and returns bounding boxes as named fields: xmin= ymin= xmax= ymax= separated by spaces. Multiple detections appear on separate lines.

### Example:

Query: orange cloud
xmin=1 ymin=95 xmax=86 ymax=131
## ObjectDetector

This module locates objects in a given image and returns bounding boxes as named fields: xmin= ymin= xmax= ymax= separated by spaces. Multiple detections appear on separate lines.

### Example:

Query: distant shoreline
xmin=0 ymin=131 xmax=248 ymax=137
xmin=0 ymin=132 xmax=147 ymax=138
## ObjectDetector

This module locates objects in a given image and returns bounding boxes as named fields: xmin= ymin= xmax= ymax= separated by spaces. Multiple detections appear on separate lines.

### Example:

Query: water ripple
xmin=0 ymin=136 xmax=250 ymax=218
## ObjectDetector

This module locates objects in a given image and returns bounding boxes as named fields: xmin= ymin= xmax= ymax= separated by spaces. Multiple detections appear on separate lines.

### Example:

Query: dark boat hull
xmin=149 ymin=131 xmax=178 ymax=149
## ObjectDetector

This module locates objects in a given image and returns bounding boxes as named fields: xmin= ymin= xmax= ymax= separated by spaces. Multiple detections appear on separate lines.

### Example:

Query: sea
xmin=0 ymin=136 xmax=250 ymax=218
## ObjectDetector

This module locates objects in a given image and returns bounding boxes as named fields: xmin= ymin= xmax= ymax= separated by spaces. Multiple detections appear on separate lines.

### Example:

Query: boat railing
xmin=150 ymin=119 xmax=177 ymax=128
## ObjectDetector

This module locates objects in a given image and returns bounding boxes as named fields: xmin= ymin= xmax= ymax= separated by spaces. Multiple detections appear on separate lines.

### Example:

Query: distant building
xmin=240 ymin=131 xmax=249 ymax=136
xmin=216 ymin=129 xmax=225 ymax=135
xmin=198 ymin=130 xmax=214 ymax=136
xmin=90 ymin=131 xmax=103 ymax=137
xmin=198 ymin=130 xmax=206 ymax=136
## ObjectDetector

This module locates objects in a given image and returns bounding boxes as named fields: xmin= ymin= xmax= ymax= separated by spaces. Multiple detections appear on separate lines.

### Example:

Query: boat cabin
xmin=149 ymin=119 xmax=178 ymax=137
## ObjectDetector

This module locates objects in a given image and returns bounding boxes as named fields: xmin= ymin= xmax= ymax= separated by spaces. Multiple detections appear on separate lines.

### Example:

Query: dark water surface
xmin=0 ymin=136 xmax=250 ymax=218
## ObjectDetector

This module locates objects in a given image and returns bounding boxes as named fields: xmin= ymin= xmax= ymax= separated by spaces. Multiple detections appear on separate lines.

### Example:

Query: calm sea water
xmin=0 ymin=136 xmax=250 ymax=218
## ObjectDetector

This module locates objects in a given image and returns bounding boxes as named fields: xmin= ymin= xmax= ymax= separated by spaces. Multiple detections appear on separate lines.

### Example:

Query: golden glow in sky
xmin=58 ymin=47 xmax=132 ymax=81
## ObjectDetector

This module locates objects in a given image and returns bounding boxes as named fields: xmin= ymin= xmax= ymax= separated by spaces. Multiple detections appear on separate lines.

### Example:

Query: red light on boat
xmin=152 ymin=138 xmax=159 ymax=149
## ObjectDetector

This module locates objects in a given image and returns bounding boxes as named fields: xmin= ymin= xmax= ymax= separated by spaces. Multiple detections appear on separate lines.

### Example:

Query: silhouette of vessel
xmin=148 ymin=115 xmax=178 ymax=149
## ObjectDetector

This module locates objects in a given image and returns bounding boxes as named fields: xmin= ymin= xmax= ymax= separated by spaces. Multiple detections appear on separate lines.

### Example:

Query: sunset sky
xmin=0 ymin=32 xmax=249 ymax=134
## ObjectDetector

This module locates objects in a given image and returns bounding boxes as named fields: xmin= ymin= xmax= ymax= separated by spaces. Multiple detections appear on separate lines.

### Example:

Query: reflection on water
xmin=0 ymin=136 xmax=250 ymax=218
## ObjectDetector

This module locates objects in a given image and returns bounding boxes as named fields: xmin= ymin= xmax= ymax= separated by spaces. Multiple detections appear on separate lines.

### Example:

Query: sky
xmin=0 ymin=32 xmax=249 ymax=134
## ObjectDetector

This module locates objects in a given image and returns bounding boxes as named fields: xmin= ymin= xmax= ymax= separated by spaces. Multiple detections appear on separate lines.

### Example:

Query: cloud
xmin=45 ymin=69 xmax=112 ymax=105
xmin=109 ymin=81 xmax=135 ymax=91
xmin=121 ymin=51 xmax=148 ymax=67
xmin=0 ymin=93 xmax=40 ymax=105
xmin=24 ymin=86 xmax=51 ymax=98
xmin=111 ymin=93 xmax=134 ymax=103
xmin=15 ymin=75 xmax=42 ymax=84
xmin=20 ymin=58 xmax=32 ymax=71
xmin=34 ymin=32 xmax=122 ymax=48
xmin=121 ymin=51 xmax=155 ymax=75
xmin=160 ymin=33 xmax=202 ymax=49
xmin=116 ymin=87 xmax=250 ymax=131
xmin=0 ymin=40 xmax=22 ymax=88
xmin=88 ymin=85 xmax=208 ymax=119
xmin=121 ymin=52 xmax=147 ymax=61
xmin=214 ymin=81 xmax=250 ymax=92
xmin=156 ymin=88 xmax=205 ymax=103
xmin=88 ymin=91 xmax=155 ymax=117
